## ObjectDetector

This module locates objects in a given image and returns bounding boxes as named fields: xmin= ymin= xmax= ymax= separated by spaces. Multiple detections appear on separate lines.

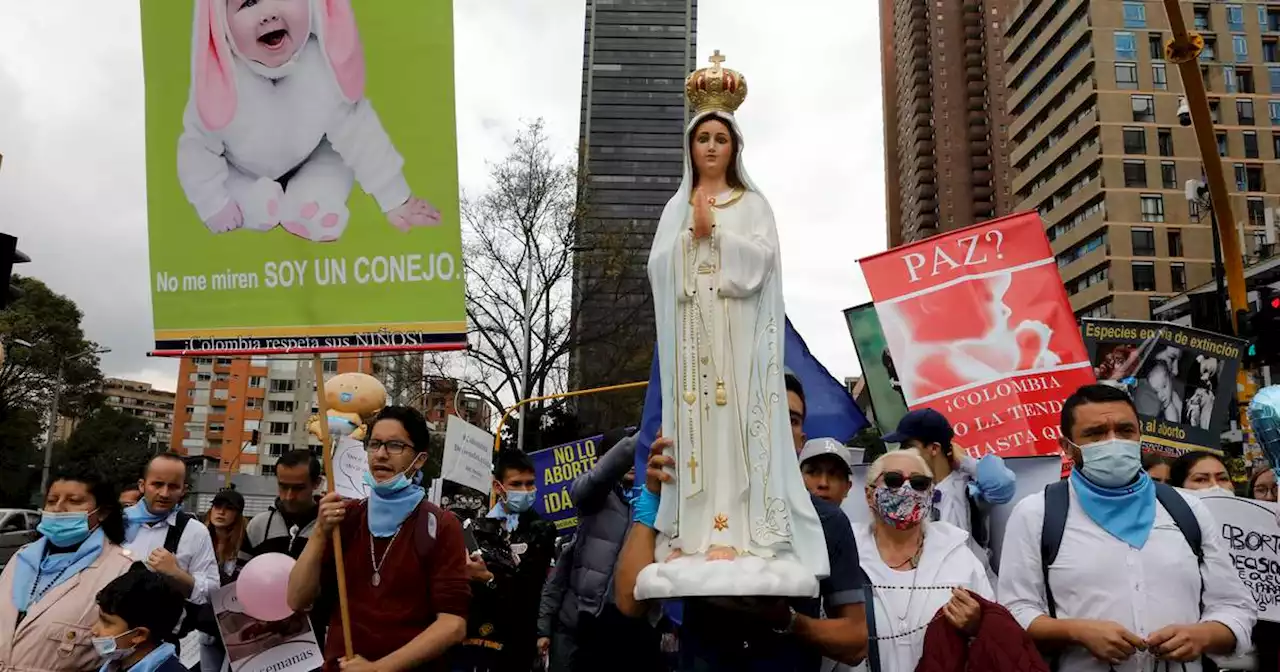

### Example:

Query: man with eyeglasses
xmin=998 ymin=384 xmax=1255 ymax=671
xmin=287 ymin=406 xmax=470 ymax=672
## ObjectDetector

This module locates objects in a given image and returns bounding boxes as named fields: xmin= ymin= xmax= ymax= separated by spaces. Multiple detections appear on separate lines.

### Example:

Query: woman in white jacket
xmin=849 ymin=450 xmax=994 ymax=672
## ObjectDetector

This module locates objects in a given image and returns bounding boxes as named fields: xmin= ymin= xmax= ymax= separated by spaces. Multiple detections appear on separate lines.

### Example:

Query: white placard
xmin=213 ymin=583 xmax=322 ymax=672
xmin=330 ymin=436 xmax=371 ymax=500
xmin=840 ymin=454 xmax=1063 ymax=572
xmin=1200 ymin=495 xmax=1280 ymax=623
xmin=178 ymin=630 xmax=203 ymax=670
xmin=441 ymin=416 xmax=495 ymax=494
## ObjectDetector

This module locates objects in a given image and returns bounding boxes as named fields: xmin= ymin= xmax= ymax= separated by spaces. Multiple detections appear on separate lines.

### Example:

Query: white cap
xmin=798 ymin=438 xmax=853 ymax=473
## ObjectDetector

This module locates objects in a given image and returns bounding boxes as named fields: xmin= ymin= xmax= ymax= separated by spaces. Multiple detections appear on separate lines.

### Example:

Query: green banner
xmin=142 ymin=0 xmax=464 ymax=354
xmin=843 ymin=303 xmax=909 ymax=436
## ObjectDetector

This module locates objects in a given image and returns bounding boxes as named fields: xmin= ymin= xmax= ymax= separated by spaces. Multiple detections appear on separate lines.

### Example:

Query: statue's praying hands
xmin=692 ymin=186 xmax=714 ymax=240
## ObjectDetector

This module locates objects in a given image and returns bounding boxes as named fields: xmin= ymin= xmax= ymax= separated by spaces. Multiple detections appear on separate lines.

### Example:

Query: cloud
xmin=0 ymin=0 xmax=886 ymax=397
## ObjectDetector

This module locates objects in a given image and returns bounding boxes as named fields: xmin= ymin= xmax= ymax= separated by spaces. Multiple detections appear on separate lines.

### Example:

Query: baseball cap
xmin=211 ymin=489 xmax=245 ymax=513
xmin=882 ymin=408 xmax=954 ymax=448
xmin=798 ymin=438 xmax=853 ymax=474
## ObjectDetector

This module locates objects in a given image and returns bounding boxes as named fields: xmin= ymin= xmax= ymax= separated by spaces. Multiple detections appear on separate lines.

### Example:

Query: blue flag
xmin=634 ymin=317 xmax=869 ymax=481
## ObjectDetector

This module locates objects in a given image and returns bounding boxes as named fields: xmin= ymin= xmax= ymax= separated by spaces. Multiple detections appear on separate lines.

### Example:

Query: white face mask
xmin=92 ymin=629 xmax=138 ymax=661
xmin=1190 ymin=486 xmax=1235 ymax=498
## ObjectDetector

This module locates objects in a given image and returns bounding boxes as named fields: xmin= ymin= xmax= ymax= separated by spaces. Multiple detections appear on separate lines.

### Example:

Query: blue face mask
xmin=363 ymin=470 xmax=413 ymax=496
xmin=505 ymin=489 xmax=537 ymax=514
xmin=1076 ymin=438 xmax=1143 ymax=488
xmin=38 ymin=510 xmax=96 ymax=548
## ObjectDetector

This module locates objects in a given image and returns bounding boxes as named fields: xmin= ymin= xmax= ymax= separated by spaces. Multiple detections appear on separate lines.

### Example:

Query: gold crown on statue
xmin=685 ymin=50 xmax=748 ymax=115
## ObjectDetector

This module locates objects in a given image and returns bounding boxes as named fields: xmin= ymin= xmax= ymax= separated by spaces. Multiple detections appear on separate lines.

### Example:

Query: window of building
xmin=1133 ymin=262 xmax=1157 ymax=291
xmin=1244 ymin=130 xmax=1260 ymax=158
xmin=1270 ymin=67 xmax=1280 ymax=94
xmin=1227 ymin=5 xmax=1245 ymax=31
xmin=1115 ymin=31 xmax=1138 ymax=60
xmin=1131 ymin=94 xmax=1156 ymax=122
xmin=250 ymin=355 xmax=268 ymax=367
xmin=1116 ymin=62 xmax=1139 ymax=89
xmin=1217 ymin=131 xmax=1229 ymax=156
xmin=268 ymin=400 xmax=295 ymax=413
xmin=1125 ymin=160 xmax=1149 ymax=187
xmin=1124 ymin=127 xmax=1148 ymax=154
xmin=1235 ymin=163 xmax=1266 ymax=191
xmin=322 ymin=358 xmax=338 ymax=374
xmin=1239 ymin=98 xmax=1256 ymax=124
xmin=246 ymin=397 xmax=262 ymax=410
xmin=1270 ymin=100 xmax=1280 ymax=124
xmin=1210 ymin=99 xmax=1222 ymax=123
xmin=1078 ymin=300 xmax=1114 ymax=319
xmin=1274 ymin=133 xmax=1280 ymax=158
xmin=1161 ymin=161 xmax=1177 ymax=188
xmin=1158 ymin=128 xmax=1174 ymax=156
xmin=1234 ymin=35 xmax=1250 ymax=61
xmin=1151 ymin=63 xmax=1168 ymax=90
xmin=1267 ymin=7 xmax=1280 ymax=31
xmin=1171 ymin=263 xmax=1187 ymax=293
xmin=261 ymin=464 xmax=277 ymax=477
xmin=1149 ymin=33 xmax=1165 ymax=60
xmin=1132 ymin=227 xmax=1157 ymax=255
xmin=215 ymin=373 xmax=229 ymax=382
xmin=269 ymin=421 xmax=290 ymax=434
xmin=196 ymin=373 xmax=212 ymax=382
xmin=1248 ymin=196 xmax=1267 ymax=225
xmin=1140 ymin=195 xmax=1166 ymax=223
xmin=1194 ymin=5 xmax=1211 ymax=31
xmin=1239 ymin=67 xmax=1257 ymax=93
xmin=1264 ymin=40 xmax=1279 ymax=63
xmin=248 ymin=376 xmax=264 ymax=388
xmin=269 ymin=379 xmax=295 ymax=393
xmin=216 ymin=357 xmax=233 ymax=366
xmin=208 ymin=423 xmax=225 ymax=433
xmin=1224 ymin=65 xmax=1238 ymax=93
xmin=1124 ymin=2 xmax=1146 ymax=28
xmin=1168 ymin=229 xmax=1184 ymax=257
xmin=1203 ymin=38 xmax=1217 ymax=62
xmin=192 ymin=357 xmax=213 ymax=365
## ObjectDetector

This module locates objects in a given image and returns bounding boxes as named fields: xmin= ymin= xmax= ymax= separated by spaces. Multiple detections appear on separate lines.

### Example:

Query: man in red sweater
xmin=287 ymin=406 xmax=471 ymax=672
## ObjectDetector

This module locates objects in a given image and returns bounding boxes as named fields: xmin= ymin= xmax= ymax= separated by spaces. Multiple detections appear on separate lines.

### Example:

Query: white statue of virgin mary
xmin=636 ymin=52 xmax=829 ymax=599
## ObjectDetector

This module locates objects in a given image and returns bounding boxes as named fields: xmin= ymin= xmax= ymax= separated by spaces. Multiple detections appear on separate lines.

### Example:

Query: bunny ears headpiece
xmin=192 ymin=0 xmax=365 ymax=132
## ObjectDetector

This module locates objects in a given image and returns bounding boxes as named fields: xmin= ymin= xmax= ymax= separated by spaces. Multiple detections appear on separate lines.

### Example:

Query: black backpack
xmin=1040 ymin=480 xmax=1213 ymax=672
xmin=159 ymin=512 xmax=208 ymax=641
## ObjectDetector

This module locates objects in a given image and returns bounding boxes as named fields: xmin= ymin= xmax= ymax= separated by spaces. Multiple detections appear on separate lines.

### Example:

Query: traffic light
xmin=1249 ymin=287 xmax=1280 ymax=368
xmin=0 ymin=233 xmax=30 ymax=310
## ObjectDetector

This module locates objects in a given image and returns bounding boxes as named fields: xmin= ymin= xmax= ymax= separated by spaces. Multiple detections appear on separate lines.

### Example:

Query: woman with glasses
xmin=286 ymin=405 xmax=470 ymax=672
xmin=853 ymin=450 xmax=995 ymax=671
xmin=0 ymin=465 xmax=134 ymax=672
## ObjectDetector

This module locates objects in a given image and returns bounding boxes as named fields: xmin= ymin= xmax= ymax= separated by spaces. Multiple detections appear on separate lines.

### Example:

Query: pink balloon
xmin=236 ymin=553 xmax=297 ymax=622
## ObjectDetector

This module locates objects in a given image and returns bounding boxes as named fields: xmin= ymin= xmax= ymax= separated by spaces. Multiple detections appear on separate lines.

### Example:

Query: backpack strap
xmin=1153 ymin=483 xmax=1203 ymax=563
xmin=1040 ymin=480 xmax=1071 ymax=672
xmin=414 ymin=501 xmax=440 ymax=562
xmin=863 ymin=582 xmax=882 ymax=672
xmin=164 ymin=512 xmax=193 ymax=554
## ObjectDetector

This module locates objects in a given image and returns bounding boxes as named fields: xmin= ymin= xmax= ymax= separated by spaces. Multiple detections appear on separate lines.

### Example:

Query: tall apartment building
xmin=1006 ymin=0 xmax=1280 ymax=320
xmin=102 ymin=378 xmax=175 ymax=451
xmin=569 ymin=0 xmax=697 ymax=430
xmin=419 ymin=377 xmax=492 ymax=429
xmin=171 ymin=354 xmax=373 ymax=476
xmin=881 ymin=0 xmax=1016 ymax=247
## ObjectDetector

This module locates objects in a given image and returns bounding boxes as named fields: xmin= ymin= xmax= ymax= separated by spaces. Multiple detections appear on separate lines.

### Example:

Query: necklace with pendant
xmin=368 ymin=527 xmax=401 ymax=587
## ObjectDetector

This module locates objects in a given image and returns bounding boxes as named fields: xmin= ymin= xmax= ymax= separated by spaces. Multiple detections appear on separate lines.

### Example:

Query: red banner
xmin=858 ymin=212 xmax=1096 ymax=458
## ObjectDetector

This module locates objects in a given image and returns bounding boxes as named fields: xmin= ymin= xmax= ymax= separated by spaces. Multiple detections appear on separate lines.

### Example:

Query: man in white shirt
xmin=124 ymin=453 xmax=220 ymax=607
xmin=998 ymin=384 xmax=1255 ymax=671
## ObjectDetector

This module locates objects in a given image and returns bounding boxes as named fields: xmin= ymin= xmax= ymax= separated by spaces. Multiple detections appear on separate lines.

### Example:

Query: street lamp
xmin=41 ymin=346 xmax=111 ymax=496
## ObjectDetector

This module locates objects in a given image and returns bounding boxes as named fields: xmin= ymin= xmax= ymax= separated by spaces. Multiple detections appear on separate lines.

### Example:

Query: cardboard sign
xmin=442 ymin=416 xmax=495 ymax=495
xmin=213 ymin=584 xmax=322 ymax=672
xmin=1200 ymin=495 xmax=1280 ymax=623
xmin=529 ymin=435 xmax=602 ymax=532
xmin=858 ymin=212 xmax=1096 ymax=459
xmin=1081 ymin=319 xmax=1244 ymax=457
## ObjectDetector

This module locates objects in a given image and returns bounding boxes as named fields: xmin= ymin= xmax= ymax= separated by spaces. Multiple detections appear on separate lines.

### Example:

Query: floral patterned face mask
xmin=871 ymin=483 xmax=933 ymax=530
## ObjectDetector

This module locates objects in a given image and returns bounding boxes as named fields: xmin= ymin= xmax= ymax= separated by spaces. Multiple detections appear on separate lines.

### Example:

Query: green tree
xmin=848 ymin=426 xmax=888 ymax=464
xmin=0 ymin=276 xmax=105 ymax=419
xmin=56 ymin=407 xmax=155 ymax=490
xmin=0 ymin=405 xmax=41 ymax=506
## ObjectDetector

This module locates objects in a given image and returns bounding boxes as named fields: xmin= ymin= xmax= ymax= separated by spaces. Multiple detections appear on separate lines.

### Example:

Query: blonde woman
xmin=199 ymin=490 xmax=248 ymax=672
xmin=853 ymin=450 xmax=994 ymax=671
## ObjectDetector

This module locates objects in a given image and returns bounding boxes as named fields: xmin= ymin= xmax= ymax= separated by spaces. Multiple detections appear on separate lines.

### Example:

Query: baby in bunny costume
xmin=176 ymin=0 xmax=440 ymax=242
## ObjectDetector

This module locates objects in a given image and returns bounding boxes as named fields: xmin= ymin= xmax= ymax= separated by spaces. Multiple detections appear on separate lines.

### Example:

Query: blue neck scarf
xmin=363 ymin=472 xmax=425 ymax=538
xmin=101 ymin=642 xmax=177 ymax=672
xmin=11 ymin=527 xmax=106 ymax=613
xmin=124 ymin=501 xmax=178 ymax=543
xmin=1070 ymin=469 xmax=1156 ymax=549
xmin=486 ymin=501 xmax=520 ymax=533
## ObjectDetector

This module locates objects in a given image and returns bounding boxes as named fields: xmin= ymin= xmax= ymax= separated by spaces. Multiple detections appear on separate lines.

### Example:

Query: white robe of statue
xmin=640 ymin=109 xmax=829 ymax=598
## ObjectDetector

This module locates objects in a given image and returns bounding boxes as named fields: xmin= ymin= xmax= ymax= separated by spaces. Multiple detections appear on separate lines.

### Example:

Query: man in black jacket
xmin=454 ymin=449 xmax=557 ymax=672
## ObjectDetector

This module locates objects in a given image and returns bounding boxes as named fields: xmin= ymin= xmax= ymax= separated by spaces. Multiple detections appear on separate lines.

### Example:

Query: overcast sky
xmin=0 ymin=0 xmax=886 ymax=396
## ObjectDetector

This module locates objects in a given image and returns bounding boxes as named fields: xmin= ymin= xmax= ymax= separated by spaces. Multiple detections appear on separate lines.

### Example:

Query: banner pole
xmin=312 ymin=354 xmax=355 ymax=658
